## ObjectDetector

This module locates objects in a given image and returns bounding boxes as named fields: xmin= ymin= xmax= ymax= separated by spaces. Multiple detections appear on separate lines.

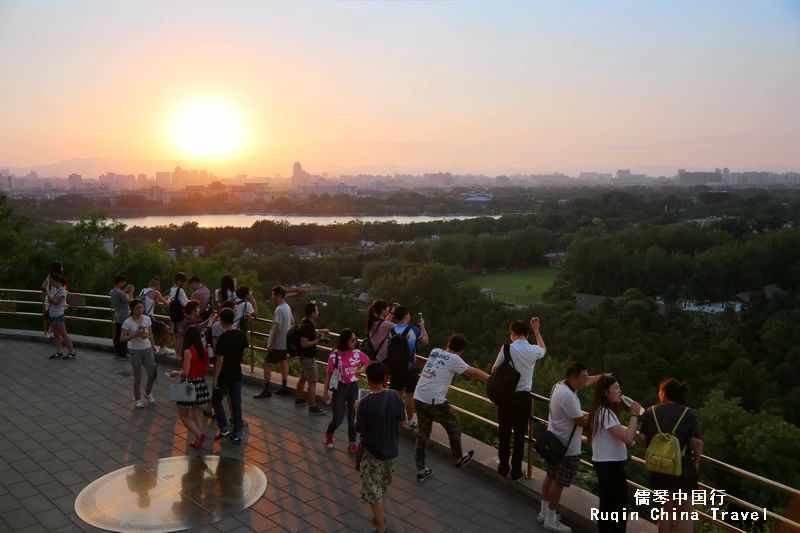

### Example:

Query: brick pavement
xmin=0 ymin=339 xmax=557 ymax=533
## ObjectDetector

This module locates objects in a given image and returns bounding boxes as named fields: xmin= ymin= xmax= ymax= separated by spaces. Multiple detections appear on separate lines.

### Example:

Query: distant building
xmin=156 ymin=171 xmax=171 ymax=187
xmin=480 ymin=288 xmax=494 ymax=301
xmin=146 ymin=186 xmax=168 ymax=204
xmin=678 ymin=169 xmax=722 ymax=185
xmin=543 ymin=251 xmax=567 ymax=267
xmin=296 ymin=183 xmax=357 ymax=198
xmin=68 ymin=174 xmax=82 ymax=188
xmin=137 ymin=174 xmax=148 ymax=184
xmin=495 ymin=175 xmax=512 ymax=187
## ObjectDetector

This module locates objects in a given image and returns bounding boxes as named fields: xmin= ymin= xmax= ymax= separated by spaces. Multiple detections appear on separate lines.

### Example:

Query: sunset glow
xmin=168 ymin=100 xmax=245 ymax=160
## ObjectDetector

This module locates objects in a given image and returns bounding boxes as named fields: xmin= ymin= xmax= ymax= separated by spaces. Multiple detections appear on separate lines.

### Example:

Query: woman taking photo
xmin=120 ymin=299 xmax=157 ymax=409
xmin=215 ymin=275 xmax=236 ymax=307
xmin=588 ymin=374 xmax=641 ymax=533
xmin=322 ymin=328 xmax=370 ymax=453
xmin=639 ymin=379 xmax=703 ymax=533
xmin=181 ymin=300 xmax=217 ymax=341
xmin=45 ymin=274 xmax=76 ymax=360
xmin=168 ymin=325 xmax=211 ymax=448
xmin=365 ymin=299 xmax=395 ymax=362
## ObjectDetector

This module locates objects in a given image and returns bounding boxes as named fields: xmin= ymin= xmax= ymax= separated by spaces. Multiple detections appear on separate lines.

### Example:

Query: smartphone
xmin=358 ymin=389 xmax=370 ymax=401
xmin=418 ymin=312 xmax=423 ymax=321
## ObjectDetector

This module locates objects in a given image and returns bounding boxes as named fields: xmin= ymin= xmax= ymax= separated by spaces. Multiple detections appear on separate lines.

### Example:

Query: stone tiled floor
xmin=0 ymin=339 xmax=555 ymax=533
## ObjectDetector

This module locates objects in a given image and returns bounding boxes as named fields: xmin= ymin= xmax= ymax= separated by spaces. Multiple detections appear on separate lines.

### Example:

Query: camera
xmin=319 ymin=335 xmax=331 ymax=344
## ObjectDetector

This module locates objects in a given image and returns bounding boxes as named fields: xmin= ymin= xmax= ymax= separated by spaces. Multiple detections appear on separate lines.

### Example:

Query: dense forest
xmin=2 ymin=186 xmax=799 ymax=527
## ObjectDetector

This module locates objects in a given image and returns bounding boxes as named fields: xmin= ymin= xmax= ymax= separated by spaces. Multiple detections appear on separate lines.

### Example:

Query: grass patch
xmin=468 ymin=267 xmax=558 ymax=304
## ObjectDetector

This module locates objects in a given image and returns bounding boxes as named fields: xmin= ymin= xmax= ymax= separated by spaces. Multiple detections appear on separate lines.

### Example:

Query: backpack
xmin=200 ymin=290 xmax=215 ymax=320
xmin=360 ymin=319 xmax=389 ymax=361
xmin=285 ymin=323 xmax=304 ymax=358
xmin=487 ymin=344 xmax=521 ymax=406
xmin=386 ymin=325 xmax=413 ymax=365
xmin=234 ymin=299 xmax=250 ymax=332
xmin=139 ymin=288 xmax=155 ymax=316
xmin=168 ymin=286 xmax=185 ymax=323
xmin=645 ymin=406 xmax=689 ymax=477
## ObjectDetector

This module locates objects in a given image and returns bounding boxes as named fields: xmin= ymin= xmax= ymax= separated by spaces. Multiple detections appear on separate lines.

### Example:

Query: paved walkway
xmin=0 ymin=339 xmax=558 ymax=533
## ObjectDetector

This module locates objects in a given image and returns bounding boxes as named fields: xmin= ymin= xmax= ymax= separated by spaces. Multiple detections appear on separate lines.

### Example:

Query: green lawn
xmin=468 ymin=267 xmax=558 ymax=304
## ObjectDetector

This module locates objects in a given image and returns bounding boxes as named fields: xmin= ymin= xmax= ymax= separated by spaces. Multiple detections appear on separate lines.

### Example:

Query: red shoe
xmin=195 ymin=433 xmax=206 ymax=448
xmin=325 ymin=434 xmax=333 ymax=449
xmin=347 ymin=444 xmax=359 ymax=455
xmin=189 ymin=438 xmax=198 ymax=448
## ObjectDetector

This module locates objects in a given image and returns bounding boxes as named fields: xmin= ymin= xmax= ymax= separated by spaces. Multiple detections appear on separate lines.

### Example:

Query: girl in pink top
xmin=322 ymin=328 xmax=370 ymax=453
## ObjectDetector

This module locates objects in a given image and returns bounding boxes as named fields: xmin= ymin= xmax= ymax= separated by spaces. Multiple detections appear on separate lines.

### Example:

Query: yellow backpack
xmin=645 ymin=406 xmax=688 ymax=476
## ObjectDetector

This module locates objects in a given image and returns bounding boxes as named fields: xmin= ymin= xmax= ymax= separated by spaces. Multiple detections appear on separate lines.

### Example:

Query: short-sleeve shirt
xmin=356 ymin=389 xmax=406 ymax=460
xmin=122 ymin=316 xmax=153 ymax=351
xmin=548 ymin=382 xmax=585 ymax=456
xmin=191 ymin=285 xmax=211 ymax=312
xmin=298 ymin=318 xmax=317 ymax=358
xmin=392 ymin=324 xmax=423 ymax=366
xmin=215 ymin=329 xmax=249 ymax=383
xmin=641 ymin=403 xmax=702 ymax=478
xmin=414 ymin=348 xmax=469 ymax=405
xmin=370 ymin=319 xmax=395 ymax=362
xmin=169 ymin=286 xmax=189 ymax=306
xmin=591 ymin=407 xmax=628 ymax=462
xmin=216 ymin=288 xmax=236 ymax=305
xmin=211 ymin=320 xmax=224 ymax=340
xmin=327 ymin=350 xmax=369 ymax=384
xmin=110 ymin=289 xmax=130 ymax=323
xmin=493 ymin=339 xmax=545 ymax=392
xmin=270 ymin=303 xmax=292 ymax=350
xmin=234 ymin=300 xmax=255 ymax=328
xmin=48 ymin=286 xmax=67 ymax=317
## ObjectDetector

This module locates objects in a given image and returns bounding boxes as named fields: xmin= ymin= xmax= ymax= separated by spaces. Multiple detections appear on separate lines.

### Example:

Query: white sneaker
xmin=538 ymin=513 xmax=562 ymax=524
xmin=146 ymin=394 xmax=156 ymax=404
xmin=544 ymin=519 xmax=571 ymax=533
xmin=157 ymin=347 xmax=173 ymax=356
xmin=135 ymin=400 xmax=144 ymax=409
xmin=406 ymin=419 xmax=418 ymax=429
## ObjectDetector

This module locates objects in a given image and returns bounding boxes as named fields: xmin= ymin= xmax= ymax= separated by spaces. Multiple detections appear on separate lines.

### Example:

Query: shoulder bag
xmin=533 ymin=383 xmax=578 ymax=465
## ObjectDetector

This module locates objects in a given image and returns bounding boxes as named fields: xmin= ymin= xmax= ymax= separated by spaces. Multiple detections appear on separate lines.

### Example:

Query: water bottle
xmin=621 ymin=395 xmax=645 ymax=416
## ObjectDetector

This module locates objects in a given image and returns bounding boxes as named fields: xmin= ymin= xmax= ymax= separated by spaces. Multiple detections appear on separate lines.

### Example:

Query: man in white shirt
xmin=255 ymin=285 xmax=292 ymax=398
xmin=413 ymin=334 xmax=490 ymax=482
xmin=492 ymin=318 xmax=546 ymax=480
xmin=539 ymin=362 xmax=599 ymax=533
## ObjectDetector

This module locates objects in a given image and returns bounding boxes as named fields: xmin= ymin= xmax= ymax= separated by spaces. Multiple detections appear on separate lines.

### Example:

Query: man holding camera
xmin=295 ymin=303 xmax=329 ymax=415
xmin=110 ymin=274 xmax=135 ymax=361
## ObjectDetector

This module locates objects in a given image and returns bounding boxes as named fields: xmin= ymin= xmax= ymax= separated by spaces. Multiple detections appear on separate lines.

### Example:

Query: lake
xmin=109 ymin=213 xmax=496 ymax=228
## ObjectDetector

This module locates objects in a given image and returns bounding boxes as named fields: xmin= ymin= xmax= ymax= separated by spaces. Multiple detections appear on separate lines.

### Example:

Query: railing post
xmin=527 ymin=394 xmax=534 ymax=480
xmin=249 ymin=317 xmax=255 ymax=374
xmin=43 ymin=296 xmax=47 ymax=334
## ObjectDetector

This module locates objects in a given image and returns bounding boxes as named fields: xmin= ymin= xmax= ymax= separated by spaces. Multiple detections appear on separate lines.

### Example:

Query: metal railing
xmin=1 ymin=287 xmax=798 ymax=533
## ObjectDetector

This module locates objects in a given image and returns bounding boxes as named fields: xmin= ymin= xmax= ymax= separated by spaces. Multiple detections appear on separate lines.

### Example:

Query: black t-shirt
xmin=215 ymin=329 xmax=249 ymax=383
xmin=356 ymin=389 xmax=406 ymax=460
xmin=641 ymin=403 xmax=702 ymax=480
xmin=298 ymin=318 xmax=317 ymax=358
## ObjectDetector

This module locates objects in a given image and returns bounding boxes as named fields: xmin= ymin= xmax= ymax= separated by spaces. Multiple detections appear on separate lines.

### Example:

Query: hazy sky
xmin=1 ymin=0 xmax=799 ymax=177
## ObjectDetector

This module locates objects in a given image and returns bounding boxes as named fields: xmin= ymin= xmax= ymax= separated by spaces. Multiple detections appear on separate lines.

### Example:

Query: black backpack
xmin=487 ymin=344 xmax=521 ymax=406
xmin=285 ymin=323 xmax=304 ymax=357
xmin=168 ymin=286 xmax=185 ymax=323
xmin=234 ymin=299 xmax=250 ymax=331
xmin=200 ymin=292 xmax=215 ymax=320
xmin=386 ymin=325 xmax=413 ymax=364
xmin=361 ymin=319 xmax=389 ymax=361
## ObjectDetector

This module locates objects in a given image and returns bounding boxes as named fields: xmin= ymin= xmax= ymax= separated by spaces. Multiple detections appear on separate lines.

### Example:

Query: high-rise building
xmin=137 ymin=174 xmax=148 ymax=184
xmin=172 ymin=166 xmax=187 ymax=188
xmin=156 ymin=171 xmax=171 ymax=187
xmin=68 ymin=173 xmax=82 ymax=187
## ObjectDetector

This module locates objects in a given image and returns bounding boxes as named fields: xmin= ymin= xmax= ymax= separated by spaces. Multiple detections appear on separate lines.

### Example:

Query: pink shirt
xmin=326 ymin=350 xmax=370 ymax=384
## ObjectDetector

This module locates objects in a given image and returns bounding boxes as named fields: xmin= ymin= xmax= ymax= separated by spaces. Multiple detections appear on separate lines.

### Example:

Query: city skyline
xmin=1 ymin=1 xmax=799 ymax=176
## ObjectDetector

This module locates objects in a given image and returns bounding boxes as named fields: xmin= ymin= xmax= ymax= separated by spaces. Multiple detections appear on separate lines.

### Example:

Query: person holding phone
xmin=385 ymin=306 xmax=428 ymax=428
xmin=120 ymin=299 xmax=157 ymax=409
xmin=110 ymin=274 xmax=134 ymax=361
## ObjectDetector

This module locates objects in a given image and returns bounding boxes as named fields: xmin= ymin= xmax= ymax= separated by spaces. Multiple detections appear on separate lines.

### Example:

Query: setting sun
xmin=169 ymin=100 xmax=245 ymax=160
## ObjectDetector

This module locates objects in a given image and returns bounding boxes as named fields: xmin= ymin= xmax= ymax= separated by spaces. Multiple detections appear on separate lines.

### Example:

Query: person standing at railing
xmin=295 ymin=303 xmax=329 ymax=416
xmin=215 ymin=275 xmax=237 ymax=307
xmin=540 ymin=362 xmax=599 ymax=533
xmin=188 ymin=276 xmax=212 ymax=319
xmin=365 ymin=299 xmax=395 ymax=362
xmin=233 ymin=286 xmax=258 ymax=331
xmin=120 ymin=299 xmax=156 ymax=409
xmin=45 ymin=273 xmax=76 ymax=360
xmin=42 ymin=261 xmax=63 ymax=339
xmin=168 ymin=273 xmax=189 ymax=358
xmin=255 ymin=285 xmax=291 ymax=399
xmin=110 ymin=274 xmax=134 ymax=361
xmin=385 ymin=305 xmax=428 ymax=428
xmin=638 ymin=379 xmax=703 ymax=533
xmin=493 ymin=318 xmax=546 ymax=480
xmin=588 ymin=375 xmax=641 ymax=533
xmin=139 ymin=277 xmax=173 ymax=356
xmin=413 ymin=333 xmax=489 ymax=482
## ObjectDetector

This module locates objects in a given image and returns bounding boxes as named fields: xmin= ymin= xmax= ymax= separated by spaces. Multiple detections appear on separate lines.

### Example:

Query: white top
xmin=48 ymin=286 xmax=67 ymax=317
xmin=548 ymin=382 xmax=585 ymax=456
xmin=493 ymin=339 xmax=546 ymax=392
xmin=270 ymin=302 xmax=292 ymax=350
xmin=43 ymin=276 xmax=52 ymax=310
xmin=414 ymin=348 xmax=470 ymax=405
xmin=139 ymin=288 xmax=157 ymax=316
xmin=215 ymin=288 xmax=236 ymax=304
xmin=169 ymin=286 xmax=188 ymax=306
xmin=122 ymin=316 xmax=153 ymax=351
xmin=234 ymin=299 xmax=255 ymax=322
xmin=591 ymin=407 xmax=628 ymax=462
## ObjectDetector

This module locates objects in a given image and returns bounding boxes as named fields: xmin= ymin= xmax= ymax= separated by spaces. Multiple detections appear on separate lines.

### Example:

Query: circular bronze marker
xmin=75 ymin=455 xmax=267 ymax=533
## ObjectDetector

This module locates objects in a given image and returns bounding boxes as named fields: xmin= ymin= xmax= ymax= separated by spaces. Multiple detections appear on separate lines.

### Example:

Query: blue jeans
xmin=212 ymin=381 xmax=242 ymax=437
xmin=326 ymin=381 xmax=358 ymax=443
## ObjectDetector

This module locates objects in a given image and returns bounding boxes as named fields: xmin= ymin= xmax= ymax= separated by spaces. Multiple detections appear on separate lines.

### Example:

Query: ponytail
xmin=366 ymin=299 xmax=389 ymax=336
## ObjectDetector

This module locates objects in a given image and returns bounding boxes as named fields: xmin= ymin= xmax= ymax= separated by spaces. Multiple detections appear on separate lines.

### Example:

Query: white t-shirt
xmin=270 ymin=302 xmax=292 ymax=350
xmin=169 ymin=286 xmax=189 ymax=306
xmin=414 ymin=348 xmax=470 ymax=405
xmin=548 ymin=382 xmax=585 ymax=456
xmin=591 ymin=407 xmax=628 ymax=462
xmin=234 ymin=300 xmax=255 ymax=322
xmin=48 ymin=286 xmax=67 ymax=317
xmin=139 ymin=288 xmax=158 ymax=316
xmin=215 ymin=288 xmax=236 ymax=305
xmin=493 ymin=339 xmax=546 ymax=392
xmin=43 ymin=276 xmax=52 ymax=310
xmin=122 ymin=316 xmax=153 ymax=351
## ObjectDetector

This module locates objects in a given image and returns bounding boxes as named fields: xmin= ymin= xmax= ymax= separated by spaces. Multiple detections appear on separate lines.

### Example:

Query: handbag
xmin=360 ymin=319 xmax=390 ymax=360
xmin=168 ymin=379 xmax=196 ymax=403
xmin=486 ymin=344 xmax=520 ymax=406
xmin=328 ymin=351 xmax=342 ymax=391
xmin=533 ymin=383 xmax=578 ymax=465
xmin=356 ymin=391 xmax=391 ymax=471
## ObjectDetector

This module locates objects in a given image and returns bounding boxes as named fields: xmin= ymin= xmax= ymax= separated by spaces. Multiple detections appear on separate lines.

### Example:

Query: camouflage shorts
xmin=360 ymin=450 xmax=393 ymax=504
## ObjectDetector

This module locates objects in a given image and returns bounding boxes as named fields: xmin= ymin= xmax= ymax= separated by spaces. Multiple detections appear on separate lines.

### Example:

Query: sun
xmin=169 ymin=100 xmax=245 ymax=159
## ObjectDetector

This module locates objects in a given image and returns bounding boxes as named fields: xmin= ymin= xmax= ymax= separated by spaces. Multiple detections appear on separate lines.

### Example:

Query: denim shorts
xmin=50 ymin=314 xmax=65 ymax=325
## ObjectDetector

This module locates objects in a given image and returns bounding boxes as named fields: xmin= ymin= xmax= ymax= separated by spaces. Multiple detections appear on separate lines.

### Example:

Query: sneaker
xmin=347 ymin=444 xmax=359 ymax=455
xmin=417 ymin=468 xmax=433 ymax=482
xmin=308 ymin=406 xmax=326 ymax=416
xmin=116 ymin=354 xmax=129 ymax=361
xmin=46 ymin=331 xmax=54 ymax=339
xmin=229 ymin=435 xmax=242 ymax=445
xmin=325 ymin=434 xmax=333 ymax=449
xmin=295 ymin=398 xmax=309 ymax=407
xmin=146 ymin=394 xmax=156 ymax=404
xmin=456 ymin=450 xmax=474 ymax=468
xmin=497 ymin=464 xmax=510 ymax=477
xmin=64 ymin=352 xmax=76 ymax=360
xmin=49 ymin=352 xmax=63 ymax=359
xmin=538 ymin=512 xmax=562 ymax=524
xmin=275 ymin=386 xmax=292 ymax=396
xmin=135 ymin=400 xmax=144 ymax=409
xmin=157 ymin=347 xmax=173 ymax=356
xmin=214 ymin=430 xmax=231 ymax=441
xmin=254 ymin=387 xmax=272 ymax=398
xmin=544 ymin=518 xmax=572 ymax=533
xmin=405 ymin=419 xmax=418 ymax=429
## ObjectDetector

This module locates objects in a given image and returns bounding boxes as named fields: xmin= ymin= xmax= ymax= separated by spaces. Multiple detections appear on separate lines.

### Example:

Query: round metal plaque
xmin=75 ymin=455 xmax=267 ymax=533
